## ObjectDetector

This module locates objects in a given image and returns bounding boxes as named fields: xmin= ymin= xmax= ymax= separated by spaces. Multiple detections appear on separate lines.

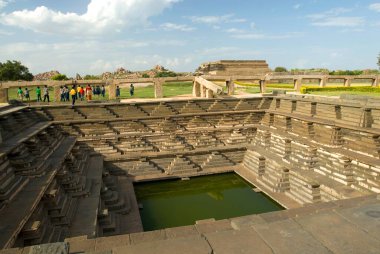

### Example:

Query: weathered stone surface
xmin=112 ymin=236 xmax=212 ymax=254
xmin=334 ymin=202 xmax=380 ymax=241
xmin=165 ymin=225 xmax=198 ymax=239
xmin=252 ymin=218 xmax=332 ymax=254
xmin=129 ymin=230 xmax=167 ymax=245
xmin=204 ymin=228 xmax=272 ymax=254
xmin=295 ymin=211 xmax=380 ymax=253
xmin=95 ymin=235 xmax=130 ymax=252
xmin=27 ymin=243 xmax=69 ymax=254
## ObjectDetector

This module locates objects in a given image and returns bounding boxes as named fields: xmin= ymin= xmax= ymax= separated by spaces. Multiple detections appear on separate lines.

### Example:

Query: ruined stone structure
xmin=197 ymin=60 xmax=271 ymax=76
xmin=0 ymin=95 xmax=380 ymax=253
xmin=1 ymin=73 xmax=379 ymax=103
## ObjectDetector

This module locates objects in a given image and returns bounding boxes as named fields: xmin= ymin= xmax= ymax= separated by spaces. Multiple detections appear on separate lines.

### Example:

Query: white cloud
xmin=0 ymin=0 xmax=11 ymax=10
xmin=312 ymin=17 xmax=364 ymax=27
xmin=0 ymin=0 xmax=179 ymax=35
xmin=160 ymin=22 xmax=195 ymax=31
xmin=369 ymin=3 xmax=380 ymax=12
xmin=231 ymin=32 xmax=302 ymax=40
xmin=293 ymin=4 xmax=301 ymax=10
xmin=0 ymin=39 xmax=189 ymax=75
xmin=187 ymin=14 xmax=246 ymax=24
xmin=225 ymin=28 xmax=245 ymax=33
xmin=308 ymin=8 xmax=364 ymax=27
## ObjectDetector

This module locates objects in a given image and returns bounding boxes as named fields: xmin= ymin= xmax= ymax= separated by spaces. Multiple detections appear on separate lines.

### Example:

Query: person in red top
xmin=79 ymin=86 xmax=85 ymax=101
xmin=85 ymin=85 xmax=92 ymax=101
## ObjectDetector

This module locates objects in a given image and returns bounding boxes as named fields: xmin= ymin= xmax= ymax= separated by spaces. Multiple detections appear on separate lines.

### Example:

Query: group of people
xmin=16 ymin=83 xmax=135 ymax=104
xmin=17 ymin=85 xmax=50 ymax=102
xmin=60 ymin=84 xmax=106 ymax=103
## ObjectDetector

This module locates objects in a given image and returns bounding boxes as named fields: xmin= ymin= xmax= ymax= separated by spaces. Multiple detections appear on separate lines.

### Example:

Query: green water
xmin=134 ymin=173 xmax=283 ymax=231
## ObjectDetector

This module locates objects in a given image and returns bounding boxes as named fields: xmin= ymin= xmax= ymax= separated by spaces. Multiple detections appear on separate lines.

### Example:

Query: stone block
xmin=204 ymin=228 xmax=272 ymax=254
xmin=113 ymin=236 xmax=212 ymax=254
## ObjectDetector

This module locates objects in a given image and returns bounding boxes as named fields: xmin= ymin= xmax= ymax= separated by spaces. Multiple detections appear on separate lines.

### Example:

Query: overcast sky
xmin=0 ymin=0 xmax=379 ymax=76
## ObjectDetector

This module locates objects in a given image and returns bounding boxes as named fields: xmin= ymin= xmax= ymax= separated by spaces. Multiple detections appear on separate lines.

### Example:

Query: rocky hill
xmin=33 ymin=71 xmax=60 ymax=81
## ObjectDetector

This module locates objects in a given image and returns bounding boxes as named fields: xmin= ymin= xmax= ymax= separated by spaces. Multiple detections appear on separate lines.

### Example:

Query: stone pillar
xmin=259 ymin=80 xmax=267 ymax=93
xmin=53 ymin=86 xmax=61 ymax=102
xmin=372 ymin=77 xmax=379 ymax=87
xmin=294 ymin=78 xmax=303 ymax=92
xmin=201 ymin=85 xmax=207 ymax=98
xmin=0 ymin=88 xmax=8 ymax=103
xmin=226 ymin=80 xmax=235 ymax=95
xmin=193 ymin=81 xmax=201 ymax=97
xmin=108 ymin=81 xmax=117 ymax=100
xmin=344 ymin=78 xmax=352 ymax=87
xmin=319 ymin=77 xmax=327 ymax=87
xmin=154 ymin=79 xmax=163 ymax=98
xmin=206 ymin=89 xmax=214 ymax=98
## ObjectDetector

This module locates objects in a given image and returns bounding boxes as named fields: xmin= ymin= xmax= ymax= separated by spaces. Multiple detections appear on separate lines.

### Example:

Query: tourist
xmin=24 ymin=88 xmax=30 ymax=102
xmin=59 ymin=86 xmax=65 ymax=101
xmin=96 ymin=85 xmax=101 ymax=98
xmin=86 ymin=85 xmax=92 ymax=101
xmin=101 ymin=85 xmax=106 ymax=98
xmin=116 ymin=86 xmax=120 ymax=98
xmin=76 ymin=85 xmax=81 ymax=100
xmin=36 ymin=86 xmax=42 ymax=102
xmin=43 ymin=85 xmax=50 ymax=102
xmin=17 ymin=87 xmax=23 ymax=101
xmin=70 ymin=85 xmax=77 ymax=106
xmin=79 ymin=86 xmax=85 ymax=101
xmin=64 ymin=85 xmax=70 ymax=101
xmin=130 ymin=84 xmax=134 ymax=96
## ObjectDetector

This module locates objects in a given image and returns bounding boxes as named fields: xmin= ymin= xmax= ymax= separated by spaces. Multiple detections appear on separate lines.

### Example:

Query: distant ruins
xmin=196 ymin=60 xmax=271 ymax=76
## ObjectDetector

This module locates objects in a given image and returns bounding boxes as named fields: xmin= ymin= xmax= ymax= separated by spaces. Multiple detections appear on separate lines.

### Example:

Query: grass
xmin=163 ymin=82 xmax=193 ymax=97
xmin=307 ymin=91 xmax=380 ymax=97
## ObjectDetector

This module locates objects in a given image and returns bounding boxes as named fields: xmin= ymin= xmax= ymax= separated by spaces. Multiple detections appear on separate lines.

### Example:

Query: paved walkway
xmin=20 ymin=194 xmax=378 ymax=254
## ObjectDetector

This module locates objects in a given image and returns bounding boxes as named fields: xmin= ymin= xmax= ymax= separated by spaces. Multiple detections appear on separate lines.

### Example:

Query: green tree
xmin=83 ymin=75 xmax=100 ymax=80
xmin=274 ymin=66 xmax=288 ymax=72
xmin=51 ymin=74 xmax=69 ymax=80
xmin=0 ymin=60 xmax=34 ymax=81
xmin=142 ymin=73 xmax=150 ymax=78
xmin=378 ymin=53 xmax=380 ymax=70
xmin=155 ymin=71 xmax=177 ymax=78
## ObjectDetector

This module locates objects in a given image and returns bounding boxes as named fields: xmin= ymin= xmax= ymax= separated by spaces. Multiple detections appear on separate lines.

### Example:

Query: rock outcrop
xmin=33 ymin=71 xmax=61 ymax=81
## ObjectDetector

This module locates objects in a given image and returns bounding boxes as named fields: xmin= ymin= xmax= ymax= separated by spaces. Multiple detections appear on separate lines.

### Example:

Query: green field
xmin=8 ymin=82 xmax=194 ymax=103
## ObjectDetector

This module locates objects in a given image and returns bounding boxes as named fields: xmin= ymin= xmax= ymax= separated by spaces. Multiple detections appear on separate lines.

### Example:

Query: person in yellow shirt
xmin=70 ymin=86 xmax=77 ymax=106
xmin=77 ymin=85 xmax=81 ymax=100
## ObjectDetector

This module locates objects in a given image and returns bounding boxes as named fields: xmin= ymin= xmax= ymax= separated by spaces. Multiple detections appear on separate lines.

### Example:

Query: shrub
xmin=300 ymin=86 xmax=380 ymax=94
xmin=155 ymin=71 xmax=177 ymax=78
xmin=51 ymin=74 xmax=69 ymax=80
xmin=142 ymin=73 xmax=150 ymax=78
xmin=84 ymin=75 xmax=100 ymax=80
xmin=274 ymin=67 xmax=288 ymax=72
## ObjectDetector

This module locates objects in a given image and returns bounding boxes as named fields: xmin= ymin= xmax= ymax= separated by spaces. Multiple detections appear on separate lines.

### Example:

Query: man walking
xmin=70 ymin=85 xmax=77 ymax=107
xmin=36 ymin=86 xmax=42 ymax=102
xmin=43 ymin=85 xmax=50 ymax=103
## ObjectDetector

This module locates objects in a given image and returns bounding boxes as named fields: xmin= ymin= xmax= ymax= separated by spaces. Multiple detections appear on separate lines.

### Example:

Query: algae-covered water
xmin=134 ymin=173 xmax=283 ymax=231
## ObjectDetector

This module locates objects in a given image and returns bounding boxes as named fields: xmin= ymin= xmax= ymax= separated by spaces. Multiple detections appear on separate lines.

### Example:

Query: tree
xmin=84 ymin=75 xmax=101 ymax=80
xmin=51 ymin=74 xmax=69 ymax=80
xmin=155 ymin=71 xmax=177 ymax=78
xmin=0 ymin=60 xmax=34 ymax=81
xmin=274 ymin=67 xmax=288 ymax=72
xmin=142 ymin=73 xmax=150 ymax=78
xmin=378 ymin=53 xmax=380 ymax=70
